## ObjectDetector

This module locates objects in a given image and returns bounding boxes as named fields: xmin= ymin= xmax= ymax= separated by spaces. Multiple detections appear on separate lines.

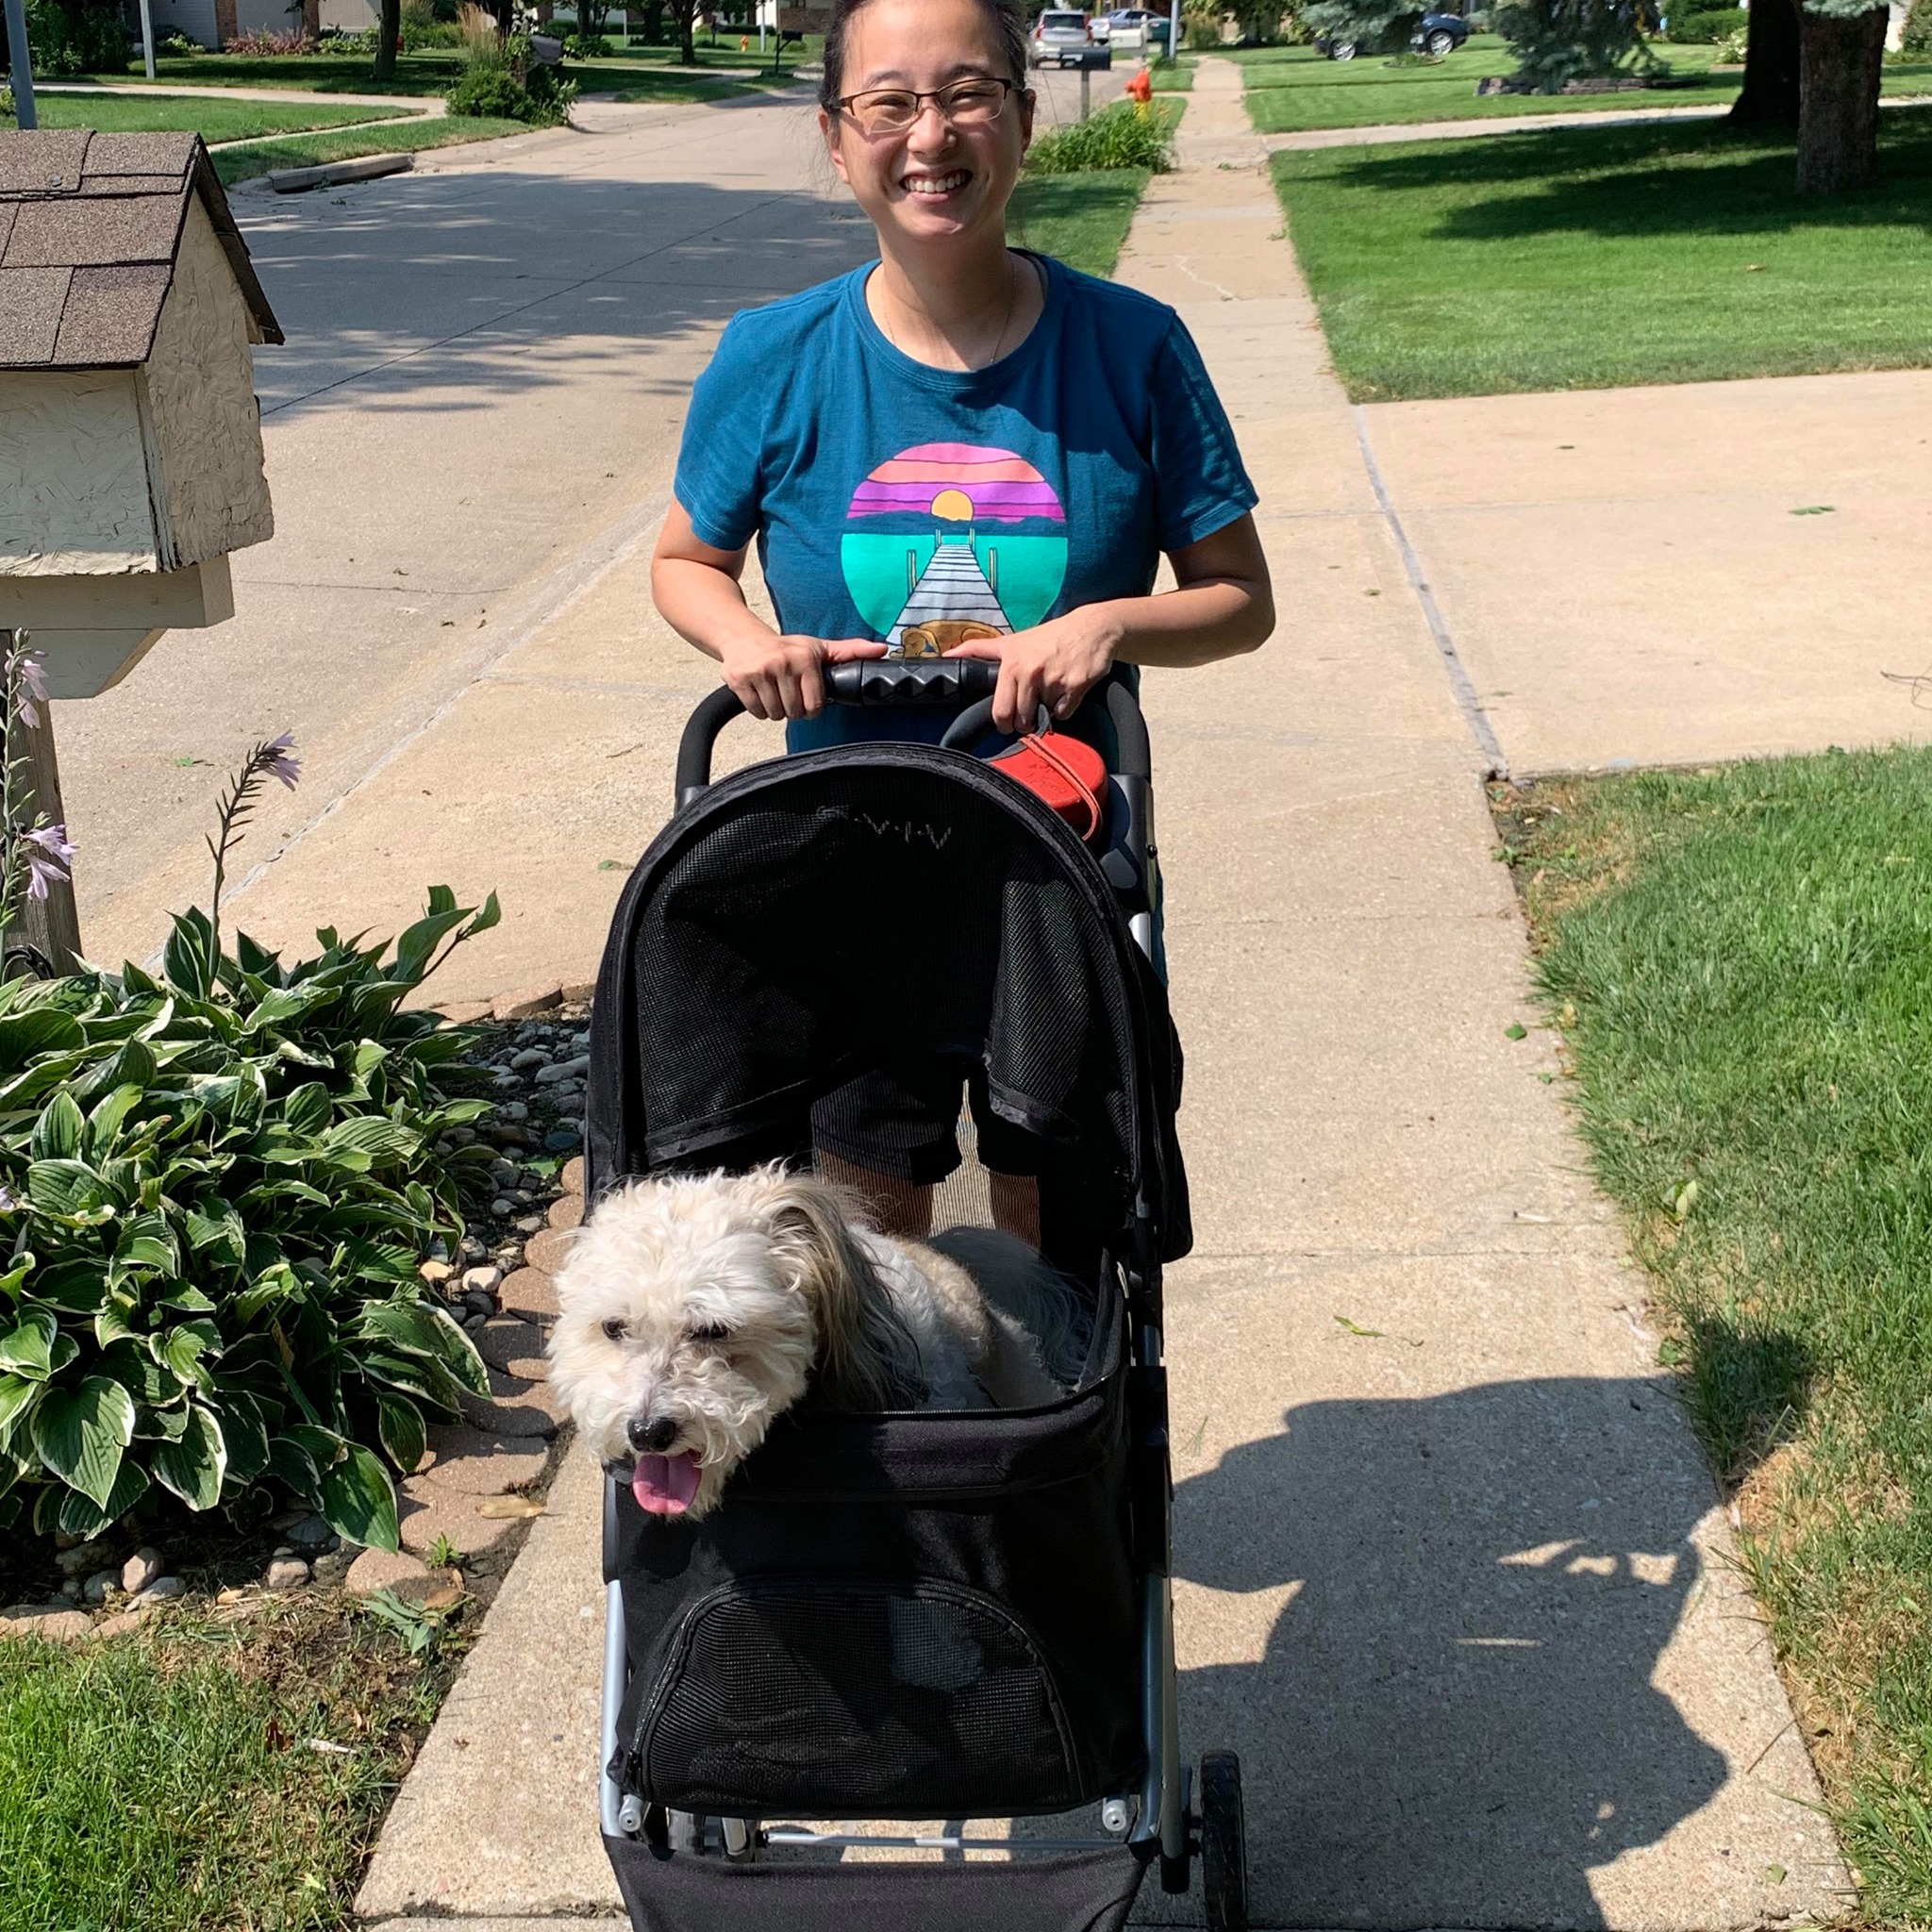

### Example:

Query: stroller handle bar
xmin=675 ymin=659 xmax=1153 ymax=807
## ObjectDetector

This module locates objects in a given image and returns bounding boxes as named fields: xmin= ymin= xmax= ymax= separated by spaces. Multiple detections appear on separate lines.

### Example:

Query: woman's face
xmin=821 ymin=0 xmax=1033 ymax=255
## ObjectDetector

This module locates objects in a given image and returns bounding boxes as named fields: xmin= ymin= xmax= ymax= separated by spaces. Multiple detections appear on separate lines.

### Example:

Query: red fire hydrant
xmin=1125 ymin=63 xmax=1154 ymax=109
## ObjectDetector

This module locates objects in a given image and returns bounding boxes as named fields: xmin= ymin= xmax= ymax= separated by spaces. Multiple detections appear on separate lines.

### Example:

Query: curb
xmin=270 ymin=151 xmax=415 ymax=193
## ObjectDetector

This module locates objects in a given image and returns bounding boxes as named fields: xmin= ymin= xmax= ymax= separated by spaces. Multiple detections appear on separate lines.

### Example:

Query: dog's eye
xmin=601 ymin=1318 xmax=627 ymax=1342
xmin=689 ymin=1322 xmax=731 ymax=1346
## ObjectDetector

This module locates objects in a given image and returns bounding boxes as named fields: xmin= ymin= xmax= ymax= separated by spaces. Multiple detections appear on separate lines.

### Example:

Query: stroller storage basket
xmin=608 ymin=1275 xmax=1141 ymax=1820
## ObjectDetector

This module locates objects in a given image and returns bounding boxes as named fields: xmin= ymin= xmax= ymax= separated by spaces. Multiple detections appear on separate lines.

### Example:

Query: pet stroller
xmin=584 ymin=658 xmax=1248 ymax=1932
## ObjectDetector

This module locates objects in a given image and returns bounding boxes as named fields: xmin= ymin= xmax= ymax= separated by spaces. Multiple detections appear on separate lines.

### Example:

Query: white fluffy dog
xmin=547 ymin=1165 xmax=1087 ymax=1521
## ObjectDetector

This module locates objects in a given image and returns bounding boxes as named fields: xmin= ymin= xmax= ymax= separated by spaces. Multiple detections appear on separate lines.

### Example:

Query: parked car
xmin=1092 ymin=7 xmax=1174 ymax=47
xmin=1411 ymin=9 xmax=1472 ymax=51
xmin=1314 ymin=30 xmax=1361 ymax=56
xmin=1028 ymin=8 xmax=1092 ymax=62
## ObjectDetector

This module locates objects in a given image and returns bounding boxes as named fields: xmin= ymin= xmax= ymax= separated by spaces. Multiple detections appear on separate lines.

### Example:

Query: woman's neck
xmin=867 ymin=230 xmax=1042 ymax=373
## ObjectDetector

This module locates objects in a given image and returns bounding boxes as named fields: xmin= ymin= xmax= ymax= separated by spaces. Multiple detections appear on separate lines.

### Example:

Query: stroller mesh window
xmin=640 ymin=1580 xmax=1082 ymax=1817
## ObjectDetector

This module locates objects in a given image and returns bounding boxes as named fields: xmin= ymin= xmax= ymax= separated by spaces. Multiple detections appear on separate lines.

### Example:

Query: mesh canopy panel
xmin=586 ymin=746 xmax=1189 ymax=1258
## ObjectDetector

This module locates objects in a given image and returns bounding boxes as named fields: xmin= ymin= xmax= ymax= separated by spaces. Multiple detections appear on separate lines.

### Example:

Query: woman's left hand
xmin=943 ymin=609 xmax=1119 ymax=735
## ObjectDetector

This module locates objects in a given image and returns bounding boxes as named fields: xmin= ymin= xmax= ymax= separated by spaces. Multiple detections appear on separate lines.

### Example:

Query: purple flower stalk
xmin=23 ymin=824 xmax=75 ymax=902
xmin=261 ymin=731 xmax=301 ymax=791
xmin=13 ymin=652 xmax=46 ymax=732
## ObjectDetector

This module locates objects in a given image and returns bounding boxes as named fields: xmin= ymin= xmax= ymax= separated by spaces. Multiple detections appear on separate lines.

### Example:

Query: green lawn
xmin=25 ymin=91 xmax=419 ymax=138
xmin=0 ymin=1598 xmax=469 ymax=1932
xmin=66 ymin=49 xmax=763 ymax=99
xmin=210 ymin=113 xmax=532 ymax=185
xmin=1238 ymin=33 xmax=1932 ymax=133
xmin=1499 ymin=747 xmax=1932 ymax=1925
xmin=1271 ymin=109 xmax=1932 ymax=398
xmin=1010 ymin=167 xmax=1150 ymax=276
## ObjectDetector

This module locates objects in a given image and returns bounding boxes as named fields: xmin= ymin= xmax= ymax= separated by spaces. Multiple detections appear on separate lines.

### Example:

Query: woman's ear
xmin=1018 ymin=84 xmax=1036 ymax=153
xmin=820 ymin=108 xmax=854 ymax=188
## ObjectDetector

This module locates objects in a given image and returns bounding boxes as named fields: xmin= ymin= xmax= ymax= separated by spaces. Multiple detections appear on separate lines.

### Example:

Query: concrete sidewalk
xmin=345 ymin=58 xmax=1844 ymax=1932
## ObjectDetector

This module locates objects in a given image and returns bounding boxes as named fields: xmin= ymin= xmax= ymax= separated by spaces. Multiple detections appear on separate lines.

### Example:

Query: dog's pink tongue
xmin=632 ymin=1453 xmax=702 ymax=1516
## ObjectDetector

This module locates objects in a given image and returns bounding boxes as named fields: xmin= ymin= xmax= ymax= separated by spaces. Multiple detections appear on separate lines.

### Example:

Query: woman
xmin=652 ymin=0 xmax=1273 ymax=1236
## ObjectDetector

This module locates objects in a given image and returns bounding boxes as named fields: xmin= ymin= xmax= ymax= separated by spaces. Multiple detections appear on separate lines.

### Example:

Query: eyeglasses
xmin=834 ymin=75 xmax=1017 ymax=137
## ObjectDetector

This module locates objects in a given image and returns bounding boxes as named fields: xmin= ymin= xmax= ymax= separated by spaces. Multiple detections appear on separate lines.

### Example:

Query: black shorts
xmin=810 ymin=1057 xmax=1041 ymax=1186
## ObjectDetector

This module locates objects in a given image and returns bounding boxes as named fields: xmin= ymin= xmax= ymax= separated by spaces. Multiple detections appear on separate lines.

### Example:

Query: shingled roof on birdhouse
xmin=1 ymin=129 xmax=281 ymax=585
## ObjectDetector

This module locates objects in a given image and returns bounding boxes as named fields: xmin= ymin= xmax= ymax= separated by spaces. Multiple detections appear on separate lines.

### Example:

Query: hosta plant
xmin=0 ymin=857 xmax=504 ymax=1553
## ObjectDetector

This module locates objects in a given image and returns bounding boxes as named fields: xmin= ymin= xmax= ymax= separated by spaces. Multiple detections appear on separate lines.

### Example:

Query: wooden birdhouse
xmin=0 ymin=127 xmax=282 ymax=701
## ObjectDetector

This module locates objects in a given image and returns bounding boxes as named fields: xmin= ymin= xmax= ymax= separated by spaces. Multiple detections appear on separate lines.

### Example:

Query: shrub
xmin=0 ymin=724 xmax=506 ymax=1555
xmin=1027 ymin=99 xmax=1177 ymax=173
xmin=563 ymin=29 xmax=609 ymax=54
xmin=156 ymin=28 xmax=200 ymax=53
xmin=1491 ymin=0 xmax=1656 ymax=89
xmin=225 ymin=25 xmax=318 ymax=52
xmin=1302 ymin=0 xmax=1423 ymax=53
xmin=1897 ymin=0 xmax=1932 ymax=52
xmin=12 ymin=0 xmax=129 ymax=75
xmin=1660 ymin=5 xmax=1742 ymax=38
xmin=1183 ymin=2 xmax=1224 ymax=47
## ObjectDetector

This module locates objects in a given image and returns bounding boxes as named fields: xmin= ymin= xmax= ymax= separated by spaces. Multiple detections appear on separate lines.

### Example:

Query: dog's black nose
xmin=628 ymin=1415 xmax=679 ymax=1454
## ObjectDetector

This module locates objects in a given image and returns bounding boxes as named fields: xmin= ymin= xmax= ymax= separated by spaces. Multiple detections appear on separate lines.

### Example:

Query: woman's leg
xmin=818 ymin=1150 xmax=935 ymax=1241
xmin=988 ymin=1171 xmax=1041 ymax=1249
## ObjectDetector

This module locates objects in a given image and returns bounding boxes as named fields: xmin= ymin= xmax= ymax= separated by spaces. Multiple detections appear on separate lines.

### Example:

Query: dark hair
xmin=818 ymin=0 xmax=1032 ymax=111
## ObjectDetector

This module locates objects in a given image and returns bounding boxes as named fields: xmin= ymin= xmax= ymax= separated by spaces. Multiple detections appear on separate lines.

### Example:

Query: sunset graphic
xmin=845 ymin=441 xmax=1067 ymax=526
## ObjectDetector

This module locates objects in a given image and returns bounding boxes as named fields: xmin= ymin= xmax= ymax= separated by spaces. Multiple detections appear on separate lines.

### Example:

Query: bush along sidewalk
xmin=0 ymin=628 xmax=533 ymax=1581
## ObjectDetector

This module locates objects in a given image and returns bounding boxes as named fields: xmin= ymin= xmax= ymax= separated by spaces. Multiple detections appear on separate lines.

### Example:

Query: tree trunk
xmin=373 ymin=0 xmax=399 ymax=76
xmin=677 ymin=0 xmax=694 ymax=62
xmin=1731 ymin=0 xmax=1800 ymax=125
xmin=1795 ymin=2 xmax=1887 ymax=192
xmin=642 ymin=0 xmax=661 ymax=40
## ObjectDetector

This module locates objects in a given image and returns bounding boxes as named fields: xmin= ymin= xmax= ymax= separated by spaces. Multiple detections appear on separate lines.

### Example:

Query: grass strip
xmin=1497 ymin=747 xmax=1932 ymax=1924
xmin=1010 ymin=167 xmax=1150 ymax=277
xmin=1271 ymin=108 xmax=1932 ymax=398
xmin=211 ymin=113 xmax=533 ymax=186
xmin=25 ymin=92 xmax=415 ymax=138
xmin=0 ymin=1595 xmax=472 ymax=1932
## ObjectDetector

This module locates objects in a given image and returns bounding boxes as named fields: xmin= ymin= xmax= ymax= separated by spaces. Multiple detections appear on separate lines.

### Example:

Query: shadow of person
xmin=1171 ymin=1378 xmax=1730 ymax=1931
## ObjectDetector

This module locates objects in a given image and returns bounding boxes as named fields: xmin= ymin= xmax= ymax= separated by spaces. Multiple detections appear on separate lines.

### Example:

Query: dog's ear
xmin=764 ymin=1173 xmax=924 ymax=1411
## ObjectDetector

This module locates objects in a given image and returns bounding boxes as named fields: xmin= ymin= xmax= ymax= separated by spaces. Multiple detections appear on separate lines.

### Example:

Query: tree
xmin=1793 ymin=0 xmax=1887 ymax=192
xmin=374 ymin=0 xmax=401 ymax=76
xmin=1729 ymin=0 xmax=1799 ymax=125
xmin=667 ymin=0 xmax=696 ymax=62
xmin=1490 ymin=0 xmax=1651 ymax=90
xmin=1300 ymin=0 xmax=1419 ymax=54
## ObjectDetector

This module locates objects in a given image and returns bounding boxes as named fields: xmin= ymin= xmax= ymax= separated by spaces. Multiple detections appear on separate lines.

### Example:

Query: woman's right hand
xmin=718 ymin=635 xmax=887 ymax=720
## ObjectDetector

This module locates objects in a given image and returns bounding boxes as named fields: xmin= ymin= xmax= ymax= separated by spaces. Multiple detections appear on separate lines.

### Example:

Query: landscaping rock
xmin=561 ymin=1156 xmax=585 ymax=1193
xmin=60 ymin=1577 xmax=83 ymax=1601
xmin=534 ymin=1055 xmax=591 ymax=1086
xmin=143 ymin=1576 xmax=187 ymax=1601
xmin=83 ymin=1570 xmax=118 ymax=1605
xmin=396 ymin=1481 xmax=516 ymax=1557
xmin=515 ymin=1214 xmax=545 ymax=1235
xmin=95 ymin=1607 xmax=149 ymax=1640
xmin=510 ymin=1047 xmax=548 ymax=1071
xmin=283 ymin=1514 xmax=336 ymax=1550
xmin=264 ymin=1557 xmax=311 ymax=1591
xmin=310 ymin=1546 xmax=358 ymax=1586
xmin=1 ymin=1606 xmax=91 ymax=1641
xmin=492 ymin=984 xmax=563 ymax=1022
xmin=122 ymin=1547 xmax=163 ymax=1595
xmin=55 ymin=1539 xmax=110 ymax=1577
xmin=419 ymin=1425 xmax=550 ymax=1494
xmin=545 ymin=1193 xmax=583 ymax=1232
xmin=476 ymin=1314 xmax=546 ymax=1374
xmin=544 ymin=1127 xmax=582 ymax=1153
xmin=462 ymin=1263 xmax=505 ymax=1297
xmin=459 ymin=1383 xmax=559 ymax=1444
xmin=346 ymin=1547 xmax=438 ymax=1599
xmin=523 ymin=1228 xmax=575 ymax=1277
xmin=500 ymin=1264 xmax=560 ymax=1319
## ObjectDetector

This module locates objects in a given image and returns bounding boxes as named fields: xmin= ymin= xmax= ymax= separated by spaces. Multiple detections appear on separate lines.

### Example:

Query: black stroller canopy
xmin=585 ymin=743 xmax=1190 ymax=1258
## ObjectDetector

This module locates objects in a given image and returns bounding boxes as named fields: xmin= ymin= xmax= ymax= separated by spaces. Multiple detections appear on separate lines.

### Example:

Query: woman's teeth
xmin=905 ymin=172 xmax=970 ymax=196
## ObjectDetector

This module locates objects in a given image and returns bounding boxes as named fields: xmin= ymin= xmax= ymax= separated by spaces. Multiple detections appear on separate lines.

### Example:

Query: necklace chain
xmin=875 ymin=251 xmax=1025 ymax=373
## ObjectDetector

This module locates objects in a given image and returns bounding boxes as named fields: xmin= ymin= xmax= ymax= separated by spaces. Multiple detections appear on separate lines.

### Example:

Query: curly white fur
xmin=546 ymin=1165 xmax=1083 ymax=1520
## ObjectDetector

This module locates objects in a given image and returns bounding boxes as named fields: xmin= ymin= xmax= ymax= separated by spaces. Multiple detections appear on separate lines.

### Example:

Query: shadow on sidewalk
xmin=1175 ymin=1376 xmax=1728 ymax=1928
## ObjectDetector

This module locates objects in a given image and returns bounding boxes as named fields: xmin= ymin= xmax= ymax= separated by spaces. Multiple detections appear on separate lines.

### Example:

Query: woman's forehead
xmin=843 ymin=0 xmax=1007 ymax=84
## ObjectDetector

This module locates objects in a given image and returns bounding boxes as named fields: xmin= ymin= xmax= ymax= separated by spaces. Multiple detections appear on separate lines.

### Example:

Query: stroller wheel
xmin=667 ymin=1810 xmax=708 ymax=1855
xmin=1199 ymin=1752 xmax=1249 ymax=1932
xmin=719 ymin=1815 xmax=758 ymax=1864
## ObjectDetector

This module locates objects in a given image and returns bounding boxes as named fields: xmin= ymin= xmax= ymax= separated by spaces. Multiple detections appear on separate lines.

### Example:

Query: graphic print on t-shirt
xmin=841 ymin=442 xmax=1069 ymax=648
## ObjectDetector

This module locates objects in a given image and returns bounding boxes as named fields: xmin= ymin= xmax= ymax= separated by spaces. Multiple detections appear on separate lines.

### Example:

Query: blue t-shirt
xmin=673 ymin=252 xmax=1258 ymax=749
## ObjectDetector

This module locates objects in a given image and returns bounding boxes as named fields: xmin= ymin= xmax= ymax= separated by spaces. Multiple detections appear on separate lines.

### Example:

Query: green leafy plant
xmin=424 ymin=1530 xmax=461 ymax=1569
xmin=0 ymin=738 xmax=506 ymax=1554
xmin=359 ymin=1584 xmax=446 ymax=1655
xmin=1897 ymin=0 xmax=1932 ymax=53
xmin=9 ymin=0 xmax=129 ymax=74
xmin=1491 ymin=0 xmax=1657 ymax=89
xmin=1026 ymin=100 xmax=1178 ymax=174
xmin=563 ymin=30 xmax=610 ymax=55
xmin=1660 ymin=5 xmax=1742 ymax=39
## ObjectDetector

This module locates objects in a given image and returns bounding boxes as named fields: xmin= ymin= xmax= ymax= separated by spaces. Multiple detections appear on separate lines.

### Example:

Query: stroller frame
xmin=591 ymin=661 xmax=1245 ymax=1930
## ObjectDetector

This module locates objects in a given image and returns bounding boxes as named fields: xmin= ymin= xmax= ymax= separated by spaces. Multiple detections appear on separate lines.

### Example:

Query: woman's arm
xmin=944 ymin=513 xmax=1274 ymax=733
xmin=651 ymin=501 xmax=883 ymax=721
